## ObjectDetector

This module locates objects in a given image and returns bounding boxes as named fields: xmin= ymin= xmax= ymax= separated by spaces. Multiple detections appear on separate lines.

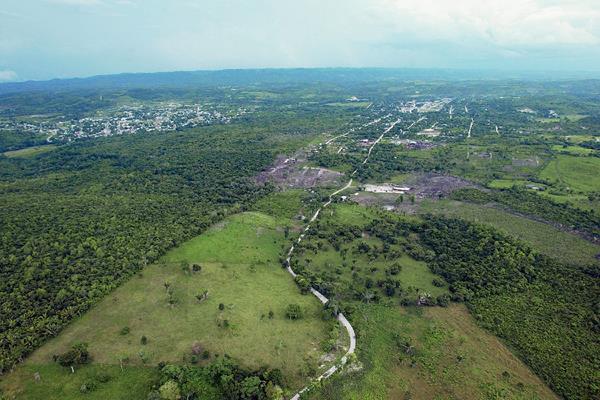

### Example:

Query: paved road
xmin=286 ymin=117 xmax=399 ymax=400
xmin=325 ymin=117 xmax=384 ymax=145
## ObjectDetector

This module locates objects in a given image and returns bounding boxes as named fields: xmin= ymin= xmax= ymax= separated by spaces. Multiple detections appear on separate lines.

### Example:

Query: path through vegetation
xmin=285 ymin=115 xmax=401 ymax=399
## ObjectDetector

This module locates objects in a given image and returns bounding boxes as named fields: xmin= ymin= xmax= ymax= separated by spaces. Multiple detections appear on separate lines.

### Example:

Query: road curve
xmin=285 ymin=179 xmax=355 ymax=400
xmin=286 ymin=117 xmax=399 ymax=400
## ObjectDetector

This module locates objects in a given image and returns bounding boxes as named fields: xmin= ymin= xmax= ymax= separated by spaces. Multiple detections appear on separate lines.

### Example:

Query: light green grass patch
xmin=562 ymin=135 xmax=596 ymax=144
xmin=420 ymin=199 xmax=600 ymax=266
xmin=487 ymin=179 xmax=539 ymax=189
xmin=162 ymin=212 xmax=283 ymax=265
xmin=396 ymin=256 xmax=447 ymax=296
xmin=22 ymin=212 xmax=332 ymax=391
xmin=253 ymin=190 xmax=305 ymax=219
xmin=537 ymin=191 xmax=598 ymax=211
xmin=325 ymin=102 xmax=371 ymax=108
xmin=241 ymin=91 xmax=280 ymax=99
xmin=308 ymin=304 xmax=558 ymax=400
xmin=563 ymin=114 xmax=588 ymax=122
xmin=328 ymin=203 xmax=377 ymax=226
xmin=551 ymin=145 xmax=594 ymax=156
xmin=3 ymin=145 xmax=56 ymax=158
xmin=536 ymin=117 xmax=560 ymax=124
xmin=0 ymin=364 xmax=159 ymax=400
xmin=540 ymin=155 xmax=600 ymax=192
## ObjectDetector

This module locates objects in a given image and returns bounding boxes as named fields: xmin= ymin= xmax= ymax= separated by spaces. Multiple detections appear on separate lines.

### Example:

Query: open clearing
xmin=1 ymin=364 xmax=157 ymax=400
xmin=540 ymin=155 xmax=600 ymax=193
xmin=2 ymin=212 xmax=334 ymax=397
xmin=419 ymin=199 xmax=600 ymax=266
xmin=354 ymin=173 xmax=475 ymax=214
xmin=257 ymin=154 xmax=345 ymax=188
xmin=550 ymin=145 xmax=595 ymax=156
xmin=309 ymin=304 xmax=559 ymax=400
xmin=2 ymin=145 xmax=56 ymax=158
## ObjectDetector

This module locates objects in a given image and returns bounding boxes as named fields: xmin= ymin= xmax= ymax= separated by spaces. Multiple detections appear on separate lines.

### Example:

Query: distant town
xmin=0 ymin=102 xmax=250 ymax=143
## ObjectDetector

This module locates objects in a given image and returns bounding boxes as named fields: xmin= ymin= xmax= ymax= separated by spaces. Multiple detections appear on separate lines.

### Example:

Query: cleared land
xmin=310 ymin=304 xmax=559 ymax=400
xmin=419 ymin=199 xmax=600 ymax=265
xmin=2 ymin=145 xmax=56 ymax=158
xmin=540 ymin=155 xmax=600 ymax=193
xmin=1 ymin=212 xmax=334 ymax=397
xmin=0 ymin=364 xmax=157 ymax=400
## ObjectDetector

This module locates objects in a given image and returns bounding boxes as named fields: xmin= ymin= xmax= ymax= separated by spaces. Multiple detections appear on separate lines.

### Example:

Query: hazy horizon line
xmin=2 ymin=65 xmax=600 ymax=86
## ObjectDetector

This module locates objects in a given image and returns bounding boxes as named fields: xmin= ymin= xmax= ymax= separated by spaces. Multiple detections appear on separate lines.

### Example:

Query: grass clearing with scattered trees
xmin=308 ymin=304 xmax=558 ymax=400
xmin=1 ymin=212 xmax=336 ymax=397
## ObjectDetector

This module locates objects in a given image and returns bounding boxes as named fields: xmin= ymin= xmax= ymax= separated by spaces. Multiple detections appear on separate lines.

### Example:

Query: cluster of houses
xmin=0 ymin=103 xmax=248 ymax=143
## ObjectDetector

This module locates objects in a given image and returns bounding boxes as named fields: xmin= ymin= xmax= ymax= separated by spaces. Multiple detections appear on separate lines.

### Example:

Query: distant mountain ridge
xmin=2 ymin=67 xmax=597 ymax=95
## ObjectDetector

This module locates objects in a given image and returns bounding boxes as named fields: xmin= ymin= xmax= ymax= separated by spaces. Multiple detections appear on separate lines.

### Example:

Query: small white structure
xmin=364 ymin=184 xmax=411 ymax=194
xmin=417 ymin=128 xmax=441 ymax=137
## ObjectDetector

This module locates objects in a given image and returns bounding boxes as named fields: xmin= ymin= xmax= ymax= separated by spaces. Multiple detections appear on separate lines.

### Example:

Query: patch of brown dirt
xmin=353 ymin=174 xmax=476 ymax=214
xmin=405 ymin=173 xmax=476 ymax=200
xmin=256 ymin=154 xmax=345 ymax=188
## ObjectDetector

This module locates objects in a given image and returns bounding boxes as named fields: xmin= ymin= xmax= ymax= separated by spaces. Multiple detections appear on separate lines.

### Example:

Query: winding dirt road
xmin=286 ymin=117 xmax=400 ymax=399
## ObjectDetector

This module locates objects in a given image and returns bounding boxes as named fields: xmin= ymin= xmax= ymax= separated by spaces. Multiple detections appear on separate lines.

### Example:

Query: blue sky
xmin=1 ymin=0 xmax=599 ymax=81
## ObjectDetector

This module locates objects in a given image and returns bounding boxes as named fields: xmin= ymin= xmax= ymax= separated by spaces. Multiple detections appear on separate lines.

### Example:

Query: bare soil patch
xmin=257 ymin=154 xmax=345 ymax=188
xmin=354 ymin=173 xmax=476 ymax=214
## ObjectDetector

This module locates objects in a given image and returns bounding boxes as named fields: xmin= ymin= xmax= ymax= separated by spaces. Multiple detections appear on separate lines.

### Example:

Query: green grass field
xmin=540 ymin=155 xmax=600 ymax=193
xmin=550 ymin=145 xmax=595 ymax=156
xmin=2 ymin=145 xmax=56 ymax=158
xmin=252 ymin=189 xmax=306 ymax=219
xmin=420 ymin=200 xmax=600 ymax=266
xmin=309 ymin=304 xmax=558 ymax=400
xmin=296 ymin=204 xmax=446 ymax=302
xmin=325 ymin=101 xmax=371 ymax=108
xmin=327 ymin=203 xmax=378 ymax=226
xmin=562 ymin=135 xmax=596 ymax=144
xmin=0 ymin=364 xmax=158 ymax=400
xmin=487 ymin=179 xmax=543 ymax=189
xmin=1 ymin=212 xmax=335 ymax=398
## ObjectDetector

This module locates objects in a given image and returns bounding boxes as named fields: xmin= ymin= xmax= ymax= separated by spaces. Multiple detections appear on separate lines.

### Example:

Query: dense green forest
xmin=377 ymin=214 xmax=598 ymax=399
xmin=0 ymin=108 xmax=352 ymax=374
xmin=416 ymin=216 xmax=598 ymax=399
xmin=0 ymin=128 xmax=268 ymax=372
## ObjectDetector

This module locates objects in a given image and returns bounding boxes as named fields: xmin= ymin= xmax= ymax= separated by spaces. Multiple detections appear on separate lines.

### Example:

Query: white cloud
xmin=376 ymin=0 xmax=600 ymax=46
xmin=0 ymin=70 xmax=18 ymax=82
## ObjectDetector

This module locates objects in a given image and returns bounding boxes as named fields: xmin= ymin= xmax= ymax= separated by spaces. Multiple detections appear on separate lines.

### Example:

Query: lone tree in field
xmin=54 ymin=343 xmax=90 ymax=367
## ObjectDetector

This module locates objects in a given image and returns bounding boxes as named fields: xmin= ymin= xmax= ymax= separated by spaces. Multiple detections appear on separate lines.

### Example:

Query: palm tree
xmin=361 ymin=290 xmax=375 ymax=304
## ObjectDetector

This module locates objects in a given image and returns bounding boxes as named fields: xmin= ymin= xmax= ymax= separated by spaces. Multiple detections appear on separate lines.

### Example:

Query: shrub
xmin=432 ymin=278 xmax=445 ymax=287
xmin=436 ymin=294 xmax=450 ymax=307
xmin=79 ymin=380 xmax=97 ymax=393
xmin=54 ymin=343 xmax=90 ymax=367
xmin=387 ymin=263 xmax=401 ymax=275
xmin=159 ymin=380 xmax=181 ymax=400
xmin=285 ymin=304 xmax=303 ymax=320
